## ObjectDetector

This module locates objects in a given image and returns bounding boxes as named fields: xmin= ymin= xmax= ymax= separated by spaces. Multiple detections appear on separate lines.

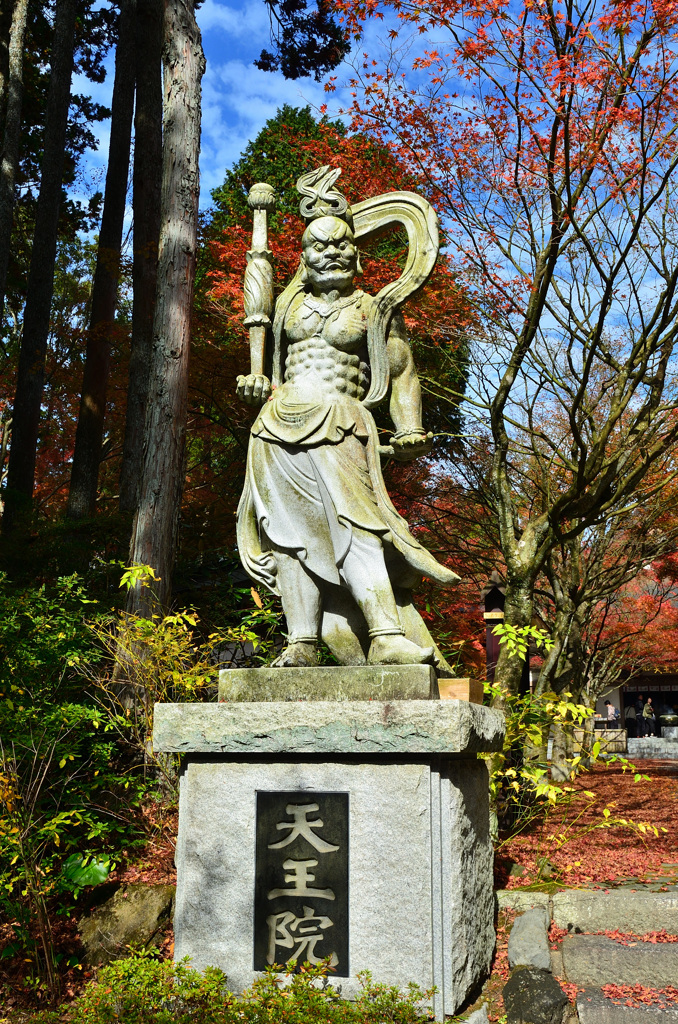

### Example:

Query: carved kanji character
xmin=268 ymin=803 xmax=340 ymax=853
xmin=267 ymin=858 xmax=335 ymax=900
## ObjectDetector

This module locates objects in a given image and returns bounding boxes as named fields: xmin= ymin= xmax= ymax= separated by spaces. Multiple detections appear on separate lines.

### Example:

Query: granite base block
xmin=173 ymin=756 xmax=494 ymax=1019
xmin=155 ymin=697 xmax=503 ymax=1021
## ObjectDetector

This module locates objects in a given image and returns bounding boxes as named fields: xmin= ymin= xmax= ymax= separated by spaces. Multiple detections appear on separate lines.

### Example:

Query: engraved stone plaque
xmin=254 ymin=791 xmax=349 ymax=975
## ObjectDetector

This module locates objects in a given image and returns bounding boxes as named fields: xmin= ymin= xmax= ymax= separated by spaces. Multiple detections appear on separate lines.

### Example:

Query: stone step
xmin=627 ymin=737 xmax=678 ymax=759
xmin=497 ymin=890 xmax=550 ymax=915
xmin=561 ymin=934 xmax=678 ymax=988
xmin=577 ymin=989 xmax=678 ymax=1024
xmin=553 ymin=889 xmax=678 ymax=936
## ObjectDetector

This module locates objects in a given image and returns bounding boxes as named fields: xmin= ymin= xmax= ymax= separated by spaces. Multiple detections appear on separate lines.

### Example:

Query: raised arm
xmin=386 ymin=313 xmax=433 ymax=461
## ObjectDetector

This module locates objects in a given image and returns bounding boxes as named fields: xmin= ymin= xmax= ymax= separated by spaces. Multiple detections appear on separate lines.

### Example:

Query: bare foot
xmin=367 ymin=635 xmax=436 ymax=666
xmin=272 ymin=642 xmax=318 ymax=667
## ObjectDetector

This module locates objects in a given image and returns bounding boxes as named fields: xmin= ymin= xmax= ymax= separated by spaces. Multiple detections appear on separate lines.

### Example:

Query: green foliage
xmin=0 ymin=572 xmax=150 ymax=999
xmin=483 ymin=680 xmax=594 ymax=824
xmin=484 ymin=675 xmax=661 ymax=868
xmin=0 ymin=571 xmax=100 ymax=692
xmin=88 ymin=566 xmax=284 ymax=793
xmin=491 ymin=622 xmax=554 ymax=662
xmin=209 ymin=105 xmax=347 ymax=230
xmin=71 ymin=953 xmax=434 ymax=1024
xmin=62 ymin=853 xmax=113 ymax=896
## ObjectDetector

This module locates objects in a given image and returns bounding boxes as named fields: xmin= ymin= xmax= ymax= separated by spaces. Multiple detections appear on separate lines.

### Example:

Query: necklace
xmin=300 ymin=290 xmax=364 ymax=321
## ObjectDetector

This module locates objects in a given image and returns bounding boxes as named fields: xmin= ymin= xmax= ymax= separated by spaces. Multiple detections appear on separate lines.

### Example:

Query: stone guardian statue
xmin=236 ymin=167 xmax=459 ymax=670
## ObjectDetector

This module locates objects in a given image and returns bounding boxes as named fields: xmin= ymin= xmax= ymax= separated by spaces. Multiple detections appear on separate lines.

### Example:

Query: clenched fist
xmin=236 ymin=373 xmax=272 ymax=406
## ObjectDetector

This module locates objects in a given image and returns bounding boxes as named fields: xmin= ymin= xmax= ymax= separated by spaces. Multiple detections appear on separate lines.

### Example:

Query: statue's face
xmin=302 ymin=217 xmax=358 ymax=293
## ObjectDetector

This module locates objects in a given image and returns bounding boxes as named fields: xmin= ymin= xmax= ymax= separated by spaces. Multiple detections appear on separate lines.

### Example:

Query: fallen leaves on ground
xmin=598 ymin=928 xmax=678 ymax=945
xmin=557 ymin=980 xmax=581 ymax=1003
xmin=549 ymin=923 xmax=568 ymax=947
xmin=109 ymin=801 xmax=178 ymax=887
xmin=492 ymin=917 xmax=512 ymax=983
xmin=496 ymin=760 xmax=678 ymax=887
xmin=602 ymin=984 xmax=678 ymax=1007
xmin=483 ymin=913 xmax=513 ymax=1021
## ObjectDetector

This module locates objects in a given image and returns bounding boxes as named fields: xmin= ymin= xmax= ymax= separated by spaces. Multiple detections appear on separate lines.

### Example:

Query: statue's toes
xmin=368 ymin=635 xmax=436 ymax=666
xmin=272 ymin=642 xmax=317 ymax=668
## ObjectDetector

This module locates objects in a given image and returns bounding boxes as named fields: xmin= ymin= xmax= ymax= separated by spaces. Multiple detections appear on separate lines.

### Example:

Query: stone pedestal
xmin=153 ymin=668 xmax=504 ymax=1021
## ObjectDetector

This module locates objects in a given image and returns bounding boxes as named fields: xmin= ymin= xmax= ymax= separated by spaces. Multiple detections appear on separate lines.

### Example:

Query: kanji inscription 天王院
xmin=254 ymin=791 xmax=349 ymax=975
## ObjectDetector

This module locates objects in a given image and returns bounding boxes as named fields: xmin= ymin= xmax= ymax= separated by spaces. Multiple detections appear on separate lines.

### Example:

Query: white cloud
xmin=198 ymin=57 xmax=349 ymax=205
xmin=197 ymin=0 xmax=269 ymax=38
xmin=72 ymin=0 xmax=364 ymax=215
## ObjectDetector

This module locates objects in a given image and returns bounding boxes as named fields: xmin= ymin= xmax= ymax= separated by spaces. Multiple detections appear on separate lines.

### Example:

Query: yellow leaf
xmin=251 ymin=587 xmax=263 ymax=609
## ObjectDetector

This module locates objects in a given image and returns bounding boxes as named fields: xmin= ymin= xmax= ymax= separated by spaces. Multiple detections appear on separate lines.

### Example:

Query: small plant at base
xmin=69 ymin=952 xmax=435 ymax=1023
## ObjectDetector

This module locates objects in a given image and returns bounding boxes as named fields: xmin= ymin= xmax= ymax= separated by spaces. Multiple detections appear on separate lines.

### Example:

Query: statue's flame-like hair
xmin=296 ymin=165 xmax=352 ymax=227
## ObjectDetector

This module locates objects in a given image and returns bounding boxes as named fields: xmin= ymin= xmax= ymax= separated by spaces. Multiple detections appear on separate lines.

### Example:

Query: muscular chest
xmin=284 ymin=295 xmax=369 ymax=353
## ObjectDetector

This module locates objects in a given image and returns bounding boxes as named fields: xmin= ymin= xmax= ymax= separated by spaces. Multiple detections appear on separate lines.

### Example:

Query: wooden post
xmin=481 ymin=571 xmax=505 ymax=683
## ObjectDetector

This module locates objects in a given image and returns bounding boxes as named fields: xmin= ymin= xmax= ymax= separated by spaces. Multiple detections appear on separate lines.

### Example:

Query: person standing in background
xmin=605 ymin=699 xmax=619 ymax=723
xmin=625 ymin=703 xmax=637 ymax=738
xmin=635 ymin=694 xmax=646 ymax=736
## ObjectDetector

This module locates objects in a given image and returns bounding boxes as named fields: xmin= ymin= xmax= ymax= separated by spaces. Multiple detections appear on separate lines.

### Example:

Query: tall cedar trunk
xmin=127 ymin=0 xmax=204 ymax=612
xmin=0 ymin=0 xmax=28 ymax=325
xmin=0 ymin=0 xmax=11 ymax=118
xmin=66 ymin=0 xmax=136 ymax=520
xmin=118 ymin=0 xmax=163 ymax=512
xmin=2 ymin=0 xmax=76 ymax=528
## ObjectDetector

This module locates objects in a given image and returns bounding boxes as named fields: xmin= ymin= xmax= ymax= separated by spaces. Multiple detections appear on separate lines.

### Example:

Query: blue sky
xmin=72 ymin=0 xmax=374 ymax=214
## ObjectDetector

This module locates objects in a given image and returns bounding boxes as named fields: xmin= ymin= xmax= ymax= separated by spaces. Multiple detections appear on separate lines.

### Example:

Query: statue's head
xmin=301 ymin=216 xmax=362 ymax=294
xmin=295 ymin=166 xmax=362 ymax=295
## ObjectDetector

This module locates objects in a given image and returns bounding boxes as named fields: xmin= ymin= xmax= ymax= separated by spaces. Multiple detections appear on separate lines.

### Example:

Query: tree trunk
xmin=118 ymin=0 xmax=163 ymax=513
xmin=127 ymin=0 xmax=204 ymax=613
xmin=550 ymin=721 xmax=570 ymax=781
xmin=535 ymin=603 xmax=574 ymax=697
xmin=0 ymin=0 xmax=12 ymax=119
xmin=492 ymin=577 xmax=535 ymax=704
xmin=0 ymin=0 xmax=29 ymax=326
xmin=66 ymin=0 xmax=136 ymax=520
xmin=2 ymin=0 xmax=76 ymax=529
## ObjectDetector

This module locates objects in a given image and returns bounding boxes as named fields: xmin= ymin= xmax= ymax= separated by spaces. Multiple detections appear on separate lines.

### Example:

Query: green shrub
xmin=0 ymin=573 xmax=151 ymax=999
xmin=71 ymin=952 xmax=434 ymax=1023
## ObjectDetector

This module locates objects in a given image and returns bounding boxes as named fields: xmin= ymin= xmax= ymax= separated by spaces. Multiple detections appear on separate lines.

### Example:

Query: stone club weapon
xmin=244 ymin=182 xmax=276 ymax=376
